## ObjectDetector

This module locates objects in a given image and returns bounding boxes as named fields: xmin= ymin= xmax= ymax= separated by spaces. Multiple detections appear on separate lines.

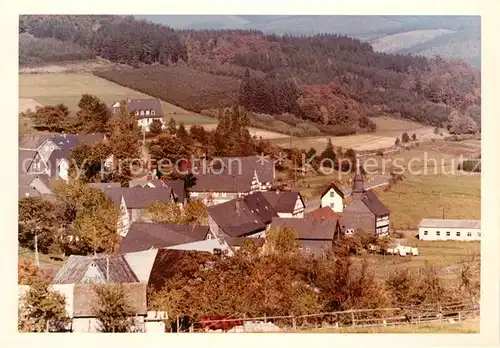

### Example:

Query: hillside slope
xmin=139 ymin=15 xmax=480 ymax=67
xmin=20 ymin=15 xmax=481 ymax=137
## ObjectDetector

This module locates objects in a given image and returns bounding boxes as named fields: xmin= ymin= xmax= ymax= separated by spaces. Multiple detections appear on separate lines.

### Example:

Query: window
xmin=436 ymin=231 xmax=440 ymax=236
xmin=478 ymin=232 xmax=481 ymax=237
xmin=456 ymin=231 xmax=461 ymax=237
xmin=306 ymin=247 xmax=311 ymax=253
xmin=140 ymin=110 xmax=144 ymax=116
xmin=145 ymin=110 xmax=150 ymax=115
xmin=135 ymin=111 xmax=139 ymax=115
xmin=467 ymin=232 xmax=472 ymax=237
xmin=330 ymin=191 xmax=335 ymax=198
xmin=151 ymin=110 xmax=155 ymax=115
xmin=424 ymin=231 xmax=428 ymax=235
xmin=330 ymin=203 xmax=334 ymax=209
xmin=446 ymin=231 xmax=450 ymax=237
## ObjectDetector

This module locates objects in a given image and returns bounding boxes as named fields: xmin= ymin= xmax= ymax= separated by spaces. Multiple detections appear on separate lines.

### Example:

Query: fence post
xmin=438 ymin=302 xmax=442 ymax=323
xmin=458 ymin=312 xmax=461 ymax=322
xmin=176 ymin=315 xmax=180 ymax=333
xmin=292 ymin=313 xmax=297 ymax=330
xmin=243 ymin=313 xmax=246 ymax=333
xmin=351 ymin=312 xmax=355 ymax=327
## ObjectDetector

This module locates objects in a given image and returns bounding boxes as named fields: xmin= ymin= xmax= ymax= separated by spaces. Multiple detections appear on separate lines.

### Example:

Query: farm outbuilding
xmin=418 ymin=219 xmax=481 ymax=241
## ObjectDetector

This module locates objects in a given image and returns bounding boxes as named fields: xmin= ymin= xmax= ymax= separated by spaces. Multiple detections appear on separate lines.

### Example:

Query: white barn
xmin=418 ymin=219 xmax=481 ymax=241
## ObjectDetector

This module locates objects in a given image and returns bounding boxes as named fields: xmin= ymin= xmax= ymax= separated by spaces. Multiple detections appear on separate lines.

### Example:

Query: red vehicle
xmin=198 ymin=315 xmax=244 ymax=332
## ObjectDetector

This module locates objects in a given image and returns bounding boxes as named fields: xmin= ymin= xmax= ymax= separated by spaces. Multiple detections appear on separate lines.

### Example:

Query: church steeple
xmin=353 ymin=154 xmax=364 ymax=197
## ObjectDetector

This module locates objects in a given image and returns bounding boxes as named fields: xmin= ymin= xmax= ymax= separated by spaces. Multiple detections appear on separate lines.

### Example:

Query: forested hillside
xmin=20 ymin=15 xmax=481 ymax=135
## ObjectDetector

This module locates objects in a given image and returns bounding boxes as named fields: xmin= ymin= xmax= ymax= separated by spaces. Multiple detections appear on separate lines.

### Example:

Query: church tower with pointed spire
xmin=352 ymin=154 xmax=364 ymax=200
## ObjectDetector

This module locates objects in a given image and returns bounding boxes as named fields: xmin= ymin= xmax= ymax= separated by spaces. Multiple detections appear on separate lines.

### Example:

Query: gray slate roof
xmin=19 ymin=134 xmax=52 ymax=150
xmin=208 ymin=192 xmax=279 ymax=237
xmin=73 ymin=283 xmax=147 ymax=317
xmin=261 ymin=191 xmax=303 ymax=214
xmin=118 ymin=222 xmax=209 ymax=254
xmin=190 ymin=156 xmax=274 ymax=192
xmin=52 ymin=255 xmax=139 ymax=284
xmin=361 ymin=190 xmax=390 ymax=216
xmin=100 ymin=186 xmax=174 ymax=208
xmin=88 ymin=182 xmax=122 ymax=189
xmin=270 ymin=217 xmax=340 ymax=240
xmin=19 ymin=149 xmax=37 ymax=174
xmin=418 ymin=219 xmax=481 ymax=229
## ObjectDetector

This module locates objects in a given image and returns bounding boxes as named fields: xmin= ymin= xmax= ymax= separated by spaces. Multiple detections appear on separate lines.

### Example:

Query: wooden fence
xmin=183 ymin=299 xmax=479 ymax=333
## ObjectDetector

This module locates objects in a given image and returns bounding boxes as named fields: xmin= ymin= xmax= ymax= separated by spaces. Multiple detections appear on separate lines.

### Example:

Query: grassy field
xmin=375 ymin=174 xmax=480 ymax=231
xmin=356 ymin=239 xmax=480 ymax=284
xmin=296 ymin=318 xmax=479 ymax=333
xmin=19 ymin=72 xmax=217 ymax=125
xmin=18 ymin=247 xmax=67 ymax=280
xmin=271 ymin=117 xmax=445 ymax=152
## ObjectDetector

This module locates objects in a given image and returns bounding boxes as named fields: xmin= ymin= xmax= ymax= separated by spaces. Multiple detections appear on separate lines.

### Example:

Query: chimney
xmin=276 ymin=188 xmax=280 ymax=195
xmin=235 ymin=198 xmax=242 ymax=215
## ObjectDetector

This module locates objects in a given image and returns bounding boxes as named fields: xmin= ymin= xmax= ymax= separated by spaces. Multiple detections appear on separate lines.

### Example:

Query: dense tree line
xmin=20 ymin=15 xmax=187 ymax=67
xmin=19 ymin=33 xmax=94 ymax=66
xmin=21 ymin=16 xmax=480 ymax=133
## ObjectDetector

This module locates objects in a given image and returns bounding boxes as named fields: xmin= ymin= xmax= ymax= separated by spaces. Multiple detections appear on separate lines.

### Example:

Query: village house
xmin=208 ymin=192 xmax=278 ymax=239
xmin=52 ymin=254 xmax=140 ymax=285
xmin=307 ymin=207 xmax=346 ymax=232
xmin=19 ymin=283 xmax=147 ymax=333
xmin=118 ymin=222 xmax=211 ymax=254
xmin=100 ymin=186 xmax=179 ymax=237
xmin=111 ymin=98 xmax=165 ymax=132
xmin=189 ymin=156 xmax=275 ymax=206
xmin=207 ymin=190 xmax=304 ymax=240
xmin=128 ymin=179 xmax=187 ymax=205
xmin=269 ymin=216 xmax=343 ymax=256
xmin=19 ymin=133 xmax=108 ymax=198
xmin=342 ymin=160 xmax=390 ymax=236
xmin=260 ymin=191 xmax=305 ymax=218
xmin=319 ymin=182 xmax=345 ymax=213
xmin=418 ymin=219 xmax=481 ymax=241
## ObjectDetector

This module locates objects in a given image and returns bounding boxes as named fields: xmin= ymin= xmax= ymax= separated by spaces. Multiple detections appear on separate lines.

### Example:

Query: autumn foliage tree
xmin=28 ymin=104 xmax=69 ymax=132
xmin=18 ymin=197 xmax=60 ymax=254
xmin=75 ymin=94 xmax=111 ymax=133
xmin=52 ymin=180 xmax=120 ymax=254
xmin=18 ymin=273 xmax=69 ymax=332
xmin=92 ymin=284 xmax=136 ymax=333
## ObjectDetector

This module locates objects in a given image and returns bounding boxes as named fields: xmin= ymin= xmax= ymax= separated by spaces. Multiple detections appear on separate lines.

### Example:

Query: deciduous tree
xmin=76 ymin=94 xmax=111 ymax=133
xmin=92 ymin=284 xmax=136 ymax=333
xmin=182 ymin=199 xmax=208 ymax=225
xmin=143 ymin=201 xmax=183 ymax=224
xmin=18 ymin=275 xmax=69 ymax=332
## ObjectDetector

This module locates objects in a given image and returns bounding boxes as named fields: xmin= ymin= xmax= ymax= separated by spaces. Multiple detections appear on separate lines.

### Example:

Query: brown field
xmin=272 ymin=117 xmax=448 ymax=152
xmin=19 ymin=72 xmax=217 ymax=125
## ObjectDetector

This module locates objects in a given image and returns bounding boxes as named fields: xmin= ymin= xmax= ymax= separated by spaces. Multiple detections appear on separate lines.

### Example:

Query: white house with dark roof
xmin=319 ymin=182 xmax=345 ymax=213
xmin=112 ymin=98 xmax=165 ymax=132
xmin=418 ymin=219 xmax=481 ymax=241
